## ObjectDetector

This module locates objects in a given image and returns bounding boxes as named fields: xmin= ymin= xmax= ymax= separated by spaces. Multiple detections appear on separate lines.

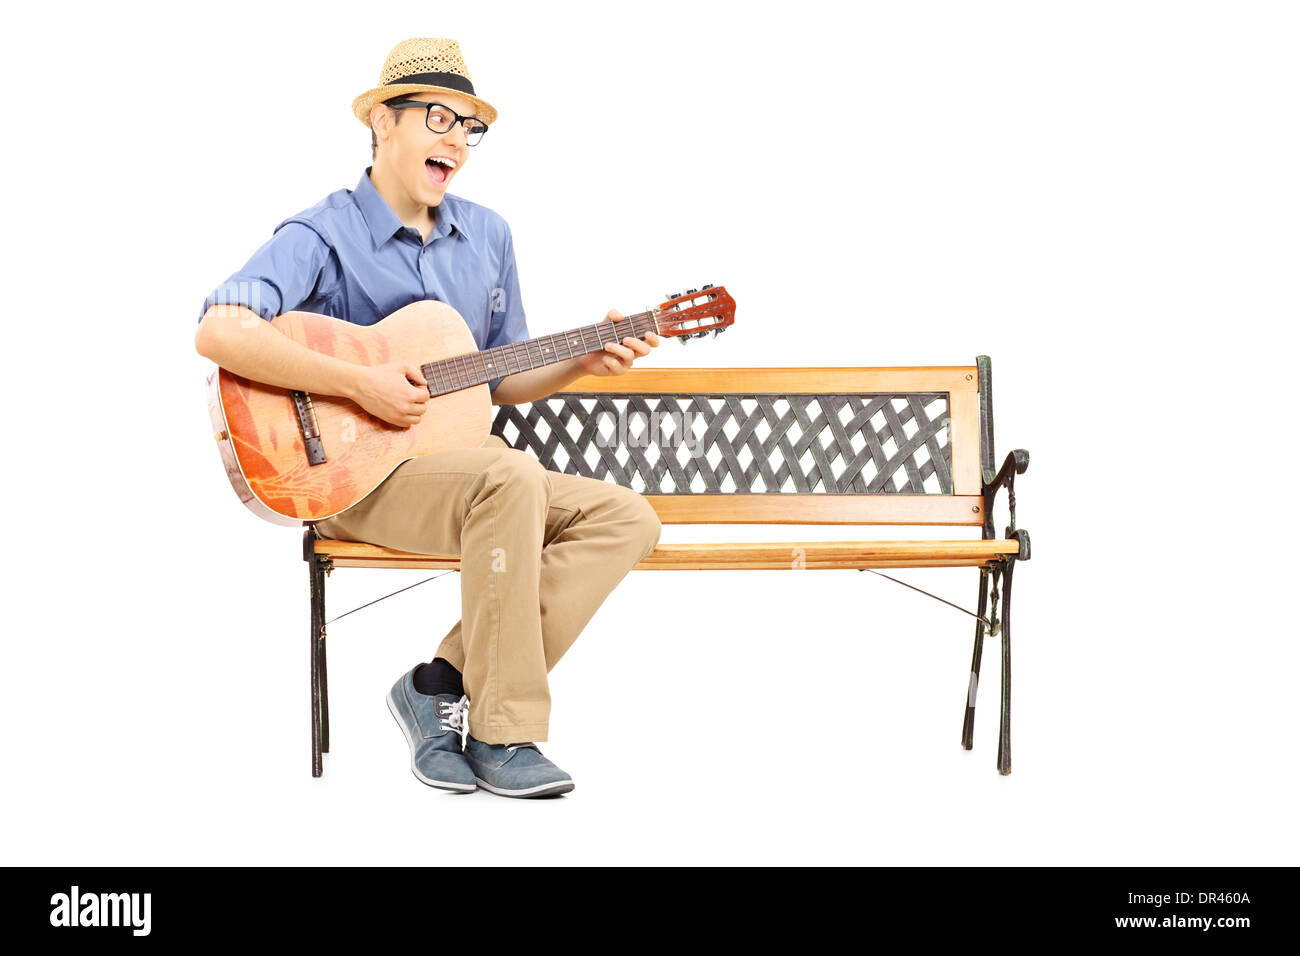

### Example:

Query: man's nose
xmin=444 ymin=121 xmax=469 ymax=149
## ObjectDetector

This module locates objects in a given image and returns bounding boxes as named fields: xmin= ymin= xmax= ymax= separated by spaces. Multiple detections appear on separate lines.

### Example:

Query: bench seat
xmin=314 ymin=537 xmax=1020 ymax=571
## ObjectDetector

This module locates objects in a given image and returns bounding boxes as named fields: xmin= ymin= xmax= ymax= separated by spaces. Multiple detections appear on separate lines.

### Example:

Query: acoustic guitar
xmin=206 ymin=285 xmax=737 ymax=526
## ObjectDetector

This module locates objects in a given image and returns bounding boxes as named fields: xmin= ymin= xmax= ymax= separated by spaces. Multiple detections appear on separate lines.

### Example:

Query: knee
xmin=623 ymin=493 xmax=661 ymax=560
xmin=478 ymin=449 xmax=550 ymax=506
xmin=489 ymin=448 xmax=548 ymax=486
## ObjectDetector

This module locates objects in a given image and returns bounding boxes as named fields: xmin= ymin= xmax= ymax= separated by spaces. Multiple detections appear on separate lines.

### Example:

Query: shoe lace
xmin=436 ymin=695 xmax=469 ymax=734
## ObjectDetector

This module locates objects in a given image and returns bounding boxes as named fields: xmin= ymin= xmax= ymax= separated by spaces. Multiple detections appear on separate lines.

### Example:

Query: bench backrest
xmin=490 ymin=358 xmax=995 ymax=527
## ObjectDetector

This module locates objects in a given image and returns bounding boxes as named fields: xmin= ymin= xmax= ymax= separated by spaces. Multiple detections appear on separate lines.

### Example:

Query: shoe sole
xmin=472 ymin=775 xmax=575 ymax=798
xmin=385 ymin=691 xmax=476 ymax=793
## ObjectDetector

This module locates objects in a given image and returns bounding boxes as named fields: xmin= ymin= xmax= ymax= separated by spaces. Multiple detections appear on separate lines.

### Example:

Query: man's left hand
xmin=576 ymin=310 xmax=660 ymax=377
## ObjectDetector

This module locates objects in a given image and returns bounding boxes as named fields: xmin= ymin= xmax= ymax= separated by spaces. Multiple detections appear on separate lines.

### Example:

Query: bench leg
xmin=319 ymin=623 xmax=329 ymax=754
xmin=308 ymin=550 xmax=327 ymax=778
xmin=997 ymin=560 xmax=1015 ymax=776
xmin=960 ymin=568 xmax=991 ymax=750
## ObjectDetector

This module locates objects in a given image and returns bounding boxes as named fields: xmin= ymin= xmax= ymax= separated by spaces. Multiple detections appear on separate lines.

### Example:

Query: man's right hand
xmin=349 ymin=362 xmax=430 ymax=427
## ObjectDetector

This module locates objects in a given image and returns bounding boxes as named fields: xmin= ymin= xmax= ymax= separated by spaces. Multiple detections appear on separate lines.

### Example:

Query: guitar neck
xmin=421 ymin=311 xmax=660 ymax=396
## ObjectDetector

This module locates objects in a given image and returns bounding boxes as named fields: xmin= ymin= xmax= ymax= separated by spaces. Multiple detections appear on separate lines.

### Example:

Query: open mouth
xmin=425 ymin=156 xmax=456 ymax=186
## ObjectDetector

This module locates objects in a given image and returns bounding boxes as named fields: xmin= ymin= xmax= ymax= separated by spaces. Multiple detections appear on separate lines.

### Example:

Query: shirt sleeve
xmin=485 ymin=224 xmax=531 ymax=393
xmin=198 ymin=221 xmax=331 ymax=323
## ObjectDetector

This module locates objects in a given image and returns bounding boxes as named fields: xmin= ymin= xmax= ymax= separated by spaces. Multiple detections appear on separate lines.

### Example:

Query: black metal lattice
xmin=490 ymin=393 xmax=953 ymax=495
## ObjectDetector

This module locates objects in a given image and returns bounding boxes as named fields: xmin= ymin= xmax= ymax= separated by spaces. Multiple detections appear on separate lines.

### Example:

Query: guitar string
xmin=419 ymin=310 xmax=681 ymax=395
xmin=420 ymin=311 xmax=659 ymax=391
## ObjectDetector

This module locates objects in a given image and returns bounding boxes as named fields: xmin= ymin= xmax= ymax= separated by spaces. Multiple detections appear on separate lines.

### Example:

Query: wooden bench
xmin=304 ymin=356 xmax=1030 ymax=777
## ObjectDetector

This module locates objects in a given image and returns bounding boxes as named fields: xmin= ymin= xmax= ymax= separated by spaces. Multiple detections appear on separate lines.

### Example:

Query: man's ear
xmin=370 ymin=104 xmax=392 ymax=144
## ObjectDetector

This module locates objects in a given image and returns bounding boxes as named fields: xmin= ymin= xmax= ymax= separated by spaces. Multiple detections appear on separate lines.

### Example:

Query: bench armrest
xmin=982 ymin=449 xmax=1030 ymax=560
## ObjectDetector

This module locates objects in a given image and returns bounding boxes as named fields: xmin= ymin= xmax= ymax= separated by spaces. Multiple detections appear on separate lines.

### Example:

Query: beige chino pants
xmin=314 ymin=433 xmax=662 ymax=745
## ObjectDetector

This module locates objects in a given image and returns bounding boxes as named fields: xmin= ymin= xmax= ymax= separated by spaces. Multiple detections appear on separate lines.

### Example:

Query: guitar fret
xmin=416 ymin=308 xmax=667 ymax=397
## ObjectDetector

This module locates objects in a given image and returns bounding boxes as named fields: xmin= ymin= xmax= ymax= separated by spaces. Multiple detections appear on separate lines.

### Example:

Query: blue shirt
xmin=200 ymin=167 xmax=530 ymax=392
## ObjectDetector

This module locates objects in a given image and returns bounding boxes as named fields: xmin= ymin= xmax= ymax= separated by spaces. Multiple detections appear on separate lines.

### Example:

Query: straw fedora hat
xmin=352 ymin=38 xmax=498 ymax=129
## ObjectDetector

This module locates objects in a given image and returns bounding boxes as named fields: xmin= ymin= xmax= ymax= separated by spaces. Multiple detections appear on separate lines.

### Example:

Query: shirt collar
xmin=355 ymin=167 xmax=467 ymax=249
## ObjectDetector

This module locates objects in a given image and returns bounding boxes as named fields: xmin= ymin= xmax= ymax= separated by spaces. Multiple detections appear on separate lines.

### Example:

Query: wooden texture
xmin=315 ymin=537 xmax=1018 ymax=571
xmin=558 ymin=367 xmax=979 ymax=394
xmin=642 ymin=494 xmax=983 ymax=526
xmin=947 ymin=388 xmax=982 ymax=496
xmin=216 ymin=302 xmax=492 ymax=522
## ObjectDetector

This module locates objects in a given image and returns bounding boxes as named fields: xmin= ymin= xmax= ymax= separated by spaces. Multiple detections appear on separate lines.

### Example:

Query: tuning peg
xmin=711 ymin=328 xmax=721 ymax=337
xmin=702 ymin=283 xmax=714 ymax=291
xmin=685 ymin=288 xmax=699 ymax=296
xmin=678 ymin=336 xmax=688 ymax=345
xmin=665 ymin=292 xmax=680 ymax=301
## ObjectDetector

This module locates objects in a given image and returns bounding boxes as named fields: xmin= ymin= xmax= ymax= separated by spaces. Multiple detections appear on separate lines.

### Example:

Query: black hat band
xmin=385 ymin=71 xmax=476 ymax=96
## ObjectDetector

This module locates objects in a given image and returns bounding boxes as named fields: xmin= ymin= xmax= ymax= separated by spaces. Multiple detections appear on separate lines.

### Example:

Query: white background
xmin=1 ymin=0 xmax=1296 ymax=865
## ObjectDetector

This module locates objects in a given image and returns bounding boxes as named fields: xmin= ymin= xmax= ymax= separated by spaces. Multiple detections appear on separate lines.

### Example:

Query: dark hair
xmin=370 ymin=101 xmax=404 ymax=161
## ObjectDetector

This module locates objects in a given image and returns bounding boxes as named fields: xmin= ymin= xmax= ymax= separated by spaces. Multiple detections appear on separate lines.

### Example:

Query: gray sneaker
xmin=464 ymin=735 xmax=575 ymax=798
xmin=386 ymin=668 xmax=476 ymax=793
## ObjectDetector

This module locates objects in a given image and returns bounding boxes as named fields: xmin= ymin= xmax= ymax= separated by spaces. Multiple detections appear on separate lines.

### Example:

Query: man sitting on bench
xmin=195 ymin=37 xmax=662 ymax=798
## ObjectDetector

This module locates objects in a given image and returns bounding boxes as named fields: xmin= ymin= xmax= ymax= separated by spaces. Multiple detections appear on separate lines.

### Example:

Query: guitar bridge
xmin=291 ymin=390 xmax=327 ymax=466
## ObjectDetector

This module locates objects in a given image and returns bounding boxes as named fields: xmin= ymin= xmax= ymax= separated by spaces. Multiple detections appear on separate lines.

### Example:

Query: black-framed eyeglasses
xmin=385 ymin=99 xmax=489 ymax=146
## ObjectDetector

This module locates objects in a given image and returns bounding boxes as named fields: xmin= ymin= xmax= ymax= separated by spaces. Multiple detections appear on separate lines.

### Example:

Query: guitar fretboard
xmin=421 ymin=311 xmax=659 ymax=396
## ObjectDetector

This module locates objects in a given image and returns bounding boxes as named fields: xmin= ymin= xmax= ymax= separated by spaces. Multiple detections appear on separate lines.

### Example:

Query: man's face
xmin=373 ymin=90 xmax=479 ymax=206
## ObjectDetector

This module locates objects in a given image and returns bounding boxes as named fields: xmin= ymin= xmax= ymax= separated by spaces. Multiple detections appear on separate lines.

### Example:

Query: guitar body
xmin=208 ymin=301 xmax=492 ymax=526
xmin=204 ymin=285 xmax=735 ymax=526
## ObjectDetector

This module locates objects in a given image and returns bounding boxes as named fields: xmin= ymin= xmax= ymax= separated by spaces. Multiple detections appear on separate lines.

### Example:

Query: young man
xmin=195 ymin=38 xmax=662 ymax=798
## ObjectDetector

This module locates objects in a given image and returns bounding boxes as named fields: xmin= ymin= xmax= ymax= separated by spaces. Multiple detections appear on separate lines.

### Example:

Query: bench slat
xmin=558 ymin=367 xmax=979 ymax=394
xmin=644 ymin=494 xmax=984 ymax=525
xmin=314 ymin=538 xmax=1017 ymax=571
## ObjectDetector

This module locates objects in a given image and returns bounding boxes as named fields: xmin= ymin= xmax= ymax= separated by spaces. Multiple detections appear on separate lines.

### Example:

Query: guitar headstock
xmin=653 ymin=285 xmax=736 ymax=343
